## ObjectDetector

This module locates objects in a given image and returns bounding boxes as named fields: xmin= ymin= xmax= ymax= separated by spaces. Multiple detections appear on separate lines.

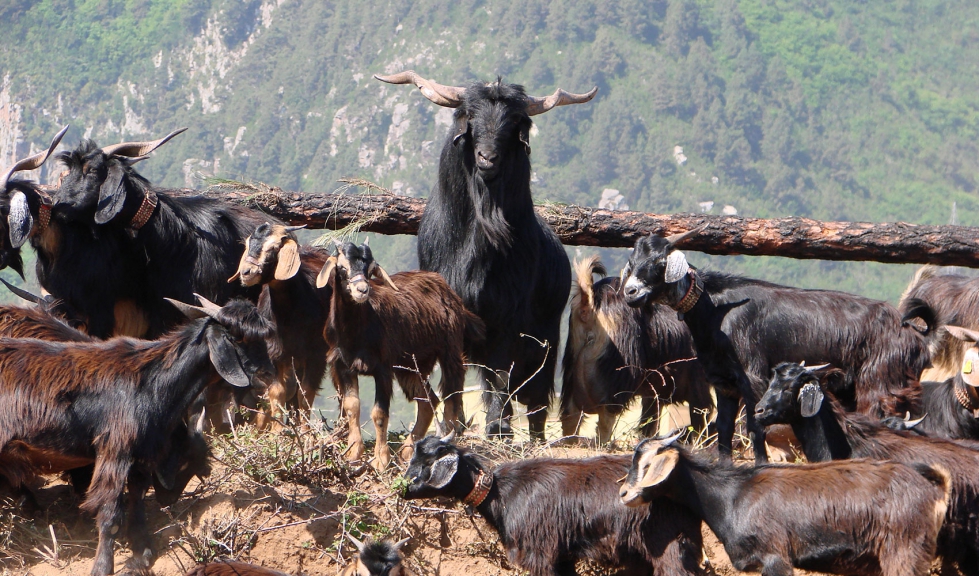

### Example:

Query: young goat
xmin=404 ymin=432 xmax=705 ymax=576
xmin=562 ymin=256 xmax=712 ymax=444
xmin=755 ymin=362 xmax=979 ymax=574
xmin=317 ymin=240 xmax=484 ymax=470
xmin=620 ymin=433 xmax=950 ymax=576
xmin=0 ymin=284 xmax=211 ymax=506
xmin=232 ymin=222 xmax=330 ymax=428
xmin=0 ymin=296 xmax=274 ymax=576
xmin=621 ymin=230 xmax=933 ymax=463
xmin=340 ymin=534 xmax=410 ymax=576
xmin=184 ymin=561 xmax=289 ymax=575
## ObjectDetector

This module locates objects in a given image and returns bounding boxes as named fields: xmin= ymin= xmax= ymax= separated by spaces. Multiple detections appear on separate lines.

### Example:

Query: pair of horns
xmin=328 ymin=237 xmax=399 ymax=292
xmin=374 ymin=70 xmax=598 ymax=116
xmin=0 ymin=125 xmax=69 ymax=190
xmin=345 ymin=533 xmax=410 ymax=553
xmin=165 ymin=293 xmax=224 ymax=320
xmin=102 ymin=127 xmax=187 ymax=158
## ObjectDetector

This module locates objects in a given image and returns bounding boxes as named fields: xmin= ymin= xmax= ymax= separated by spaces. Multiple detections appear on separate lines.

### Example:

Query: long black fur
xmin=417 ymin=81 xmax=571 ymax=438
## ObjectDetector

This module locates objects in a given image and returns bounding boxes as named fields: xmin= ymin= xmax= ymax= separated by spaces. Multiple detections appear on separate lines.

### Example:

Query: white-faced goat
xmin=562 ymin=256 xmax=712 ymax=444
xmin=231 ymin=222 xmax=331 ymax=429
xmin=316 ymin=240 xmax=485 ymax=469
xmin=620 ymin=434 xmax=950 ymax=576
xmin=621 ymin=230 xmax=933 ymax=463
xmin=755 ymin=361 xmax=979 ymax=573
xmin=0 ymin=296 xmax=273 ymax=576
xmin=403 ymin=432 xmax=704 ymax=576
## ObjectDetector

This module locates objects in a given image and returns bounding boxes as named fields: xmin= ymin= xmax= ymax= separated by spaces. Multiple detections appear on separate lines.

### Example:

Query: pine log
xmin=174 ymin=187 xmax=979 ymax=268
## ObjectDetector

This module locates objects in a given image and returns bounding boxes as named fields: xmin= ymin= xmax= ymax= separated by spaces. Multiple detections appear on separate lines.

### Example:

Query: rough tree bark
xmin=173 ymin=186 xmax=979 ymax=268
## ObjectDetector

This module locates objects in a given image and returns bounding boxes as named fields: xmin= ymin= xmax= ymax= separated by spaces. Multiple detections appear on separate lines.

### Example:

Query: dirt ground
xmin=0 ymin=404 xmax=881 ymax=576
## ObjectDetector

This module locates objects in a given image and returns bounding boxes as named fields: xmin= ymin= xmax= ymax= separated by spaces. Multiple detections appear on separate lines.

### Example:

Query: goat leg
xmin=125 ymin=469 xmax=155 ymax=571
xmin=714 ymin=393 xmax=739 ymax=460
xmin=339 ymin=373 xmax=365 ymax=462
xmin=595 ymin=407 xmax=616 ymax=446
xmin=371 ymin=372 xmax=394 ymax=471
xmin=482 ymin=366 xmax=513 ymax=438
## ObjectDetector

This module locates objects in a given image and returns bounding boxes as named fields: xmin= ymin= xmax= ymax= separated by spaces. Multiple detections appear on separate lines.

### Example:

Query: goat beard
xmin=469 ymin=171 xmax=512 ymax=249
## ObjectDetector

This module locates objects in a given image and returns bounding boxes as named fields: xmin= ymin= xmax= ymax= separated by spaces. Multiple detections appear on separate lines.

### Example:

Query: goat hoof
xmin=485 ymin=420 xmax=513 ymax=439
xmin=398 ymin=443 xmax=415 ymax=462
xmin=344 ymin=441 xmax=365 ymax=462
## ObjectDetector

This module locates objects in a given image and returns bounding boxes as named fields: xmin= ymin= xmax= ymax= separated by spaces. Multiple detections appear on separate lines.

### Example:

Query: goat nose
xmin=476 ymin=150 xmax=496 ymax=169
xmin=623 ymin=284 xmax=637 ymax=297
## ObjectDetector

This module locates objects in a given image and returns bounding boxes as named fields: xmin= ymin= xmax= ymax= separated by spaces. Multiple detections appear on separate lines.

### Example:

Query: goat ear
xmin=452 ymin=115 xmax=469 ymax=146
xmin=95 ymin=164 xmax=127 ymax=225
xmin=636 ymin=449 xmax=679 ymax=489
xmin=798 ymin=382 xmax=824 ymax=417
xmin=427 ymin=453 xmax=459 ymax=489
xmin=274 ymin=238 xmax=302 ymax=280
xmin=664 ymin=250 xmax=688 ymax=283
xmin=8 ymin=190 xmax=33 ymax=249
xmin=316 ymin=256 xmax=337 ymax=289
xmin=205 ymin=327 xmax=251 ymax=388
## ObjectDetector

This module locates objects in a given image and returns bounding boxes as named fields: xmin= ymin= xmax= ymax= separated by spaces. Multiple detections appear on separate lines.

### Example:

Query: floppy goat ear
xmin=316 ymin=256 xmax=338 ymax=289
xmin=95 ymin=164 xmax=128 ymax=225
xmin=8 ymin=190 xmax=34 ymax=249
xmin=427 ymin=452 xmax=459 ymax=489
xmin=636 ymin=448 xmax=679 ymax=489
xmin=274 ymin=238 xmax=302 ymax=280
xmin=798 ymin=382 xmax=825 ymax=417
xmin=205 ymin=326 xmax=251 ymax=388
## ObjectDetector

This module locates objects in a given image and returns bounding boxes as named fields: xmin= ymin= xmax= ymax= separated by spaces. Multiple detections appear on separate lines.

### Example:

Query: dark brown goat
xmin=404 ymin=432 xmax=704 ymax=576
xmin=562 ymin=256 xmax=712 ymax=444
xmin=317 ymin=240 xmax=484 ymax=469
xmin=755 ymin=362 xmax=979 ymax=574
xmin=900 ymin=266 xmax=979 ymax=381
xmin=620 ymin=434 xmax=950 ymax=576
xmin=232 ymin=223 xmax=331 ymax=429
xmin=0 ymin=297 xmax=273 ymax=576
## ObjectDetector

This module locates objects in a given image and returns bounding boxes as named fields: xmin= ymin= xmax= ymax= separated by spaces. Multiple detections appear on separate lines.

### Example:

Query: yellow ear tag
xmin=965 ymin=359 xmax=973 ymax=374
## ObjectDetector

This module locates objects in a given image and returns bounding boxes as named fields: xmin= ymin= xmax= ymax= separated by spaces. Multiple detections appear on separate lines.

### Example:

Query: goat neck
xmin=789 ymin=394 xmax=854 ymax=461
xmin=659 ymin=449 xmax=744 ymax=540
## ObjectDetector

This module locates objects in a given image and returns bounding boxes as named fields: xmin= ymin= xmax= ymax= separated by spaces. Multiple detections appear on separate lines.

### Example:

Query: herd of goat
xmin=2 ymin=70 xmax=979 ymax=576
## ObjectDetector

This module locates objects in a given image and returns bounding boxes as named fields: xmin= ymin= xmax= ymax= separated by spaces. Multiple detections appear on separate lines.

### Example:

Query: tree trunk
xmin=176 ymin=186 xmax=979 ymax=267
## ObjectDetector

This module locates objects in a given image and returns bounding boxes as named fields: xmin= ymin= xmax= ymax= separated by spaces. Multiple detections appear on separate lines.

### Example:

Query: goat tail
xmin=900 ymin=265 xmax=940 ymax=307
xmin=463 ymin=311 xmax=486 ymax=348
xmin=571 ymin=256 xmax=606 ymax=314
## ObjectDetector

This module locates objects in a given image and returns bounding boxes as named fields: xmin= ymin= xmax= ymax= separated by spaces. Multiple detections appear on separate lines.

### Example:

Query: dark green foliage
xmin=1 ymin=0 xmax=977 ymax=301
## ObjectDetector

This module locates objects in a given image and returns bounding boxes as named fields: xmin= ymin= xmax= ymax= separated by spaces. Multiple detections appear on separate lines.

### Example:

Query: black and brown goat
xmin=0 ymin=284 xmax=211 ymax=506
xmin=620 ymin=433 xmax=950 ymax=576
xmin=0 ymin=296 xmax=273 ymax=576
xmin=47 ymin=129 xmax=275 ymax=339
xmin=231 ymin=222 xmax=331 ymax=429
xmin=403 ymin=432 xmax=704 ymax=576
xmin=379 ymin=71 xmax=596 ymax=439
xmin=316 ymin=240 xmax=484 ymax=469
xmin=562 ymin=256 xmax=712 ymax=444
xmin=622 ymin=230 xmax=933 ymax=463
xmin=755 ymin=362 xmax=979 ymax=574
xmin=900 ymin=266 xmax=979 ymax=381
xmin=340 ymin=534 xmax=410 ymax=576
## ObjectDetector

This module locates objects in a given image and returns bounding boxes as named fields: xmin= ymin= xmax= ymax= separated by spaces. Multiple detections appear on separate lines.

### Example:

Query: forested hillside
xmin=1 ymin=0 xmax=977 ymax=300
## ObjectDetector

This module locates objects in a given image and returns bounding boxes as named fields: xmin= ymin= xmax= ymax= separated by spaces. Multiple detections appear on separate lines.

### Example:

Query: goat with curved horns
xmin=377 ymin=70 xmax=595 ymax=439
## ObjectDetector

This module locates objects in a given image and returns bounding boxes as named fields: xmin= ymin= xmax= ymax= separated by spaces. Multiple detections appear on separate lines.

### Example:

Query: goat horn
xmin=374 ymin=70 xmax=465 ymax=108
xmin=803 ymin=363 xmax=831 ymax=372
xmin=345 ymin=533 xmax=366 ymax=553
xmin=165 ymin=297 xmax=208 ymax=320
xmin=665 ymin=224 xmax=708 ymax=246
xmin=101 ymin=127 xmax=187 ymax=158
xmin=283 ymin=225 xmax=306 ymax=233
xmin=195 ymin=408 xmax=207 ymax=434
xmin=376 ymin=264 xmax=399 ymax=292
xmin=0 ymin=124 xmax=69 ymax=189
xmin=660 ymin=429 xmax=684 ymax=447
xmin=393 ymin=537 xmax=410 ymax=551
xmin=0 ymin=277 xmax=41 ymax=304
xmin=904 ymin=412 xmax=927 ymax=428
xmin=525 ymin=87 xmax=598 ymax=116
xmin=440 ymin=429 xmax=456 ymax=444
xmin=362 ymin=236 xmax=369 ymax=247
xmin=193 ymin=293 xmax=223 ymax=316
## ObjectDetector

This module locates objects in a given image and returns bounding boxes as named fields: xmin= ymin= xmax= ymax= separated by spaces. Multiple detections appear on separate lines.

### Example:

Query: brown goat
xmin=184 ymin=561 xmax=289 ymax=575
xmin=232 ymin=223 xmax=331 ymax=429
xmin=900 ymin=265 xmax=978 ymax=380
xmin=317 ymin=239 xmax=484 ymax=470
xmin=621 ymin=434 xmax=950 ymax=576
xmin=0 ymin=297 xmax=274 ymax=576
xmin=562 ymin=256 xmax=712 ymax=444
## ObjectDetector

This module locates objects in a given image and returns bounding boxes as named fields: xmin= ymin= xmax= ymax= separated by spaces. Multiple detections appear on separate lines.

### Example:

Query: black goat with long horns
xmin=376 ymin=71 xmax=596 ymax=438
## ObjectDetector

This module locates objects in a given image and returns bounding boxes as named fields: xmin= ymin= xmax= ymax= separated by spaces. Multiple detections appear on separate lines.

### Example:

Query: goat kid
xmin=317 ymin=239 xmax=484 ymax=469
xmin=755 ymin=362 xmax=979 ymax=574
xmin=620 ymin=433 xmax=950 ymax=576
xmin=562 ymin=256 xmax=712 ymax=444
xmin=621 ymin=231 xmax=931 ymax=463
xmin=232 ymin=222 xmax=330 ymax=429
xmin=404 ymin=432 xmax=704 ymax=576
xmin=0 ymin=296 xmax=274 ymax=576
xmin=340 ymin=534 xmax=411 ymax=576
